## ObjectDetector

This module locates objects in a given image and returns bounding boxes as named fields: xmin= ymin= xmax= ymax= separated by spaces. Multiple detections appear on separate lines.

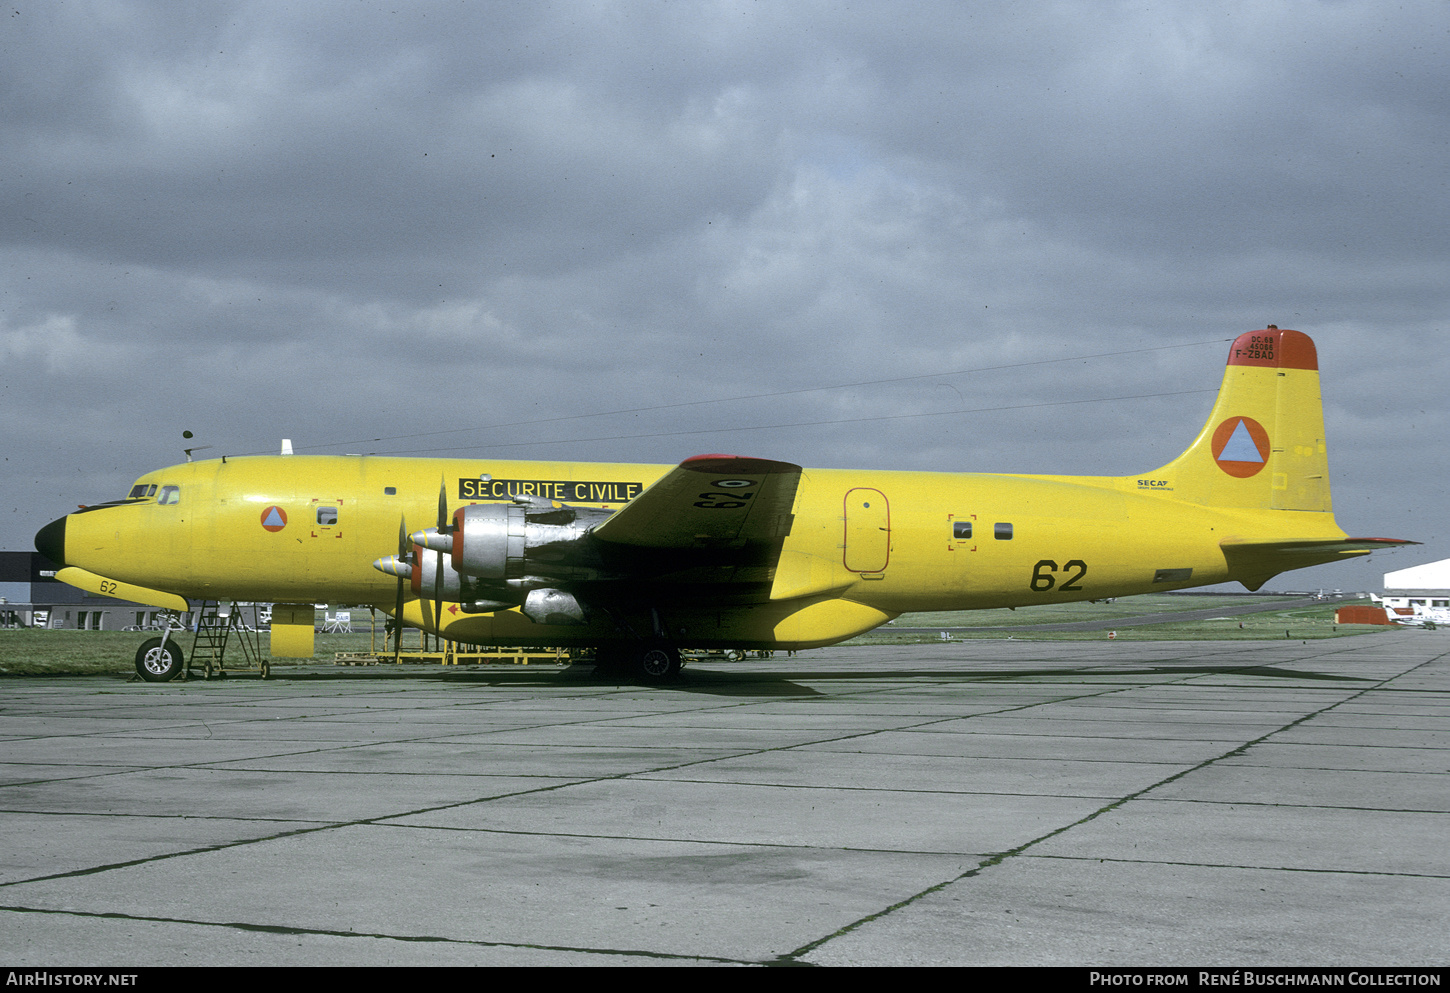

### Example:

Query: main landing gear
xmin=594 ymin=644 xmax=683 ymax=682
xmin=636 ymin=645 xmax=682 ymax=680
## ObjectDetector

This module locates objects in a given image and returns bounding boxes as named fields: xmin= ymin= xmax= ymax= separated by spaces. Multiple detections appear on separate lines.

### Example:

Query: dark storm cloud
xmin=2 ymin=0 xmax=1446 ymax=590
xmin=2 ymin=1 xmax=794 ymax=287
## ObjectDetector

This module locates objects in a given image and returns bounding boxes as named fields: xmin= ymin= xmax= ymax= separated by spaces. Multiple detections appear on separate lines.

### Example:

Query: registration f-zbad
xmin=35 ymin=329 xmax=1409 ymax=680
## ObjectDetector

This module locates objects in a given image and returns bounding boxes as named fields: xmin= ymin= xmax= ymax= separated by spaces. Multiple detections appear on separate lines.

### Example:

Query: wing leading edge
xmin=588 ymin=454 xmax=802 ymax=595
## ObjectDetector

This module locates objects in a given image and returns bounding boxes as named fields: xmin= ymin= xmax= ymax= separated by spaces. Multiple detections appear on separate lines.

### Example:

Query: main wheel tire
xmin=135 ymin=638 xmax=185 ymax=682
xmin=635 ymin=645 xmax=681 ymax=681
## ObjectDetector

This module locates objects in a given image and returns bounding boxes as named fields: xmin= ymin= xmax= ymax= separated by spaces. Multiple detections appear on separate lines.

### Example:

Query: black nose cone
xmin=34 ymin=516 xmax=67 ymax=568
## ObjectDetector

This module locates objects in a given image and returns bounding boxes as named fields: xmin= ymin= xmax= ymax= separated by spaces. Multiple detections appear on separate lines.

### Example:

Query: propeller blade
xmin=392 ymin=515 xmax=408 ymax=663
xmin=433 ymin=478 xmax=447 ymax=650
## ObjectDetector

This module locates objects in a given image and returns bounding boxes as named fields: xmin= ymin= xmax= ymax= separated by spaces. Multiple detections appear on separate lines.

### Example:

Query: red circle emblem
xmin=260 ymin=506 xmax=288 ymax=532
xmin=1211 ymin=416 xmax=1270 ymax=477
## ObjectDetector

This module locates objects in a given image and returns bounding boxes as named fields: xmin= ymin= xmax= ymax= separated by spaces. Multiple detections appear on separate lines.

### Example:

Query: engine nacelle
xmin=450 ymin=500 xmax=611 ymax=584
xmin=409 ymin=544 xmax=472 ymax=602
xmin=406 ymin=541 xmax=532 ymax=600
xmin=521 ymin=587 xmax=589 ymax=625
xmin=406 ymin=549 xmax=586 ymax=623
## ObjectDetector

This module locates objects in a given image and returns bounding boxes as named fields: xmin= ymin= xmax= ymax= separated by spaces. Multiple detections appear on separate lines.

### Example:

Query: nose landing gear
xmin=135 ymin=637 xmax=185 ymax=682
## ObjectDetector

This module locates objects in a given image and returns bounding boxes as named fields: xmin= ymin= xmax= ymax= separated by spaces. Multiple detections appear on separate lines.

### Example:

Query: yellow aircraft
xmin=34 ymin=328 xmax=1410 ymax=681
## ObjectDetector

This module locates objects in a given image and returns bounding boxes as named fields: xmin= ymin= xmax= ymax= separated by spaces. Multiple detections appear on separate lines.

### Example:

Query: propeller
xmin=368 ymin=516 xmax=416 ymax=661
xmin=431 ymin=479 xmax=448 ymax=651
xmin=381 ymin=482 xmax=453 ymax=654
xmin=392 ymin=515 xmax=409 ymax=663
xmin=408 ymin=482 xmax=452 ymax=651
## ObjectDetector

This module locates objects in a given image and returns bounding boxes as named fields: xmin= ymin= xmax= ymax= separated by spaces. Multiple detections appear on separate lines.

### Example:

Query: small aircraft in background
xmin=1371 ymin=596 xmax=1450 ymax=628
xmin=35 ymin=328 xmax=1412 ymax=680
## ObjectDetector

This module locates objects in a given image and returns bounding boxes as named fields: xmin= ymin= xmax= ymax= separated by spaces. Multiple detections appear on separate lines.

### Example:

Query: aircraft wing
xmin=1221 ymin=536 xmax=1418 ymax=591
xmin=588 ymin=454 xmax=802 ymax=595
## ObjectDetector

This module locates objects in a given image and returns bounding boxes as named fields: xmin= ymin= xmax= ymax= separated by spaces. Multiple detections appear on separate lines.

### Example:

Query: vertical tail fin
xmin=1149 ymin=328 xmax=1331 ymax=511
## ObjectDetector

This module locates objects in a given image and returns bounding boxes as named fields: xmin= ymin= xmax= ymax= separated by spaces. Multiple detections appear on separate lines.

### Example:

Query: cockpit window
xmin=157 ymin=485 xmax=181 ymax=505
xmin=128 ymin=484 xmax=158 ymax=499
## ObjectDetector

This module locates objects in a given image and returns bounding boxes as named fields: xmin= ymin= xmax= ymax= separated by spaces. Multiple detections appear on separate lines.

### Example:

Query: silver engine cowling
xmin=449 ymin=499 xmax=612 ymax=584
xmin=403 ymin=497 xmax=612 ymax=623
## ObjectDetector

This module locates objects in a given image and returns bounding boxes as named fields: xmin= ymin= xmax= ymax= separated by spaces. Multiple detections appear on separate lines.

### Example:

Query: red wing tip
xmin=1348 ymin=537 xmax=1420 ymax=546
xmin=682 ymin=454 xmax=801 ymax=474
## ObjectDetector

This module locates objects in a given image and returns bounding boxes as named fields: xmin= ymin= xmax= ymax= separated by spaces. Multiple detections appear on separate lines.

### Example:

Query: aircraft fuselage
xmin=37 ymin=452 xmax=1338 ymax=650
xmin=36 ymin=330 xmax=1404 ymax=661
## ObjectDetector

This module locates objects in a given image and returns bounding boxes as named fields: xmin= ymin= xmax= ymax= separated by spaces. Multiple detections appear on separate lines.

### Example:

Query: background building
xmin=1380 ymin=557 xmax=1450 ymax=612
xmin=0 ymin=551 xmax=178 ymax=630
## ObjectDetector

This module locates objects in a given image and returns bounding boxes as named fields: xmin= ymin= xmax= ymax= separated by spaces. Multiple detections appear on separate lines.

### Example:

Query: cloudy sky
xmin=3 ymin=0 xmax=1445 ymax=594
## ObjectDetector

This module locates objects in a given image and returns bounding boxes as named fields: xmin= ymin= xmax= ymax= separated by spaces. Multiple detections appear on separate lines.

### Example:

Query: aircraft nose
xmin=34 ymin=516 xmax=67 ymax=568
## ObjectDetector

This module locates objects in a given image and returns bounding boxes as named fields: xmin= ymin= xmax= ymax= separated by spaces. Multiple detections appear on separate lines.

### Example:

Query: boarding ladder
xmin=188 ymin=601 xmax=269 ymax=679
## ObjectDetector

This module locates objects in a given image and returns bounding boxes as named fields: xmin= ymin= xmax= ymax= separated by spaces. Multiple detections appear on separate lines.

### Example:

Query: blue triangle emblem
xmin=262 ymin=507 xmax=286 ymax=529
xmin=1219 ymin=419 xmax=1264 ymax=463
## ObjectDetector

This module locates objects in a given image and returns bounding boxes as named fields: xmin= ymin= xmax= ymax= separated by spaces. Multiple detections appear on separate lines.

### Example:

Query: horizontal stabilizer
xmin=1220 ymin=536 xmax=1418 ymax=591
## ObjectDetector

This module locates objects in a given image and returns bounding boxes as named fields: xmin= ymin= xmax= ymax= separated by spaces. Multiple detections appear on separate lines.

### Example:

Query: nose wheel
xmin=135 ymin=638 xmax=185 ymax=682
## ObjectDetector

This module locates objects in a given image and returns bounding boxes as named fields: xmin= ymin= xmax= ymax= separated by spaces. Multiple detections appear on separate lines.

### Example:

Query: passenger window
xmin=317 ymin=507 xmax=339 ymax=526
xmin=157 ymin=486 xmax=181 ymax=505
xmin=953 ymin=521 xmax=972 ymax=539
xmin=994 ymin=523 xmax=1013 ymax=540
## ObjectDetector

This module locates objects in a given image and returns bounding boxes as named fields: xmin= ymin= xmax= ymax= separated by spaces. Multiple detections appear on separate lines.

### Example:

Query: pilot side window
xmin=157 ymin=486 xmax=181 ymax=505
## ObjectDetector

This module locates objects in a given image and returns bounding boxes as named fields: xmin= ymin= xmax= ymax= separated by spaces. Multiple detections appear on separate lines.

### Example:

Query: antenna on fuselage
xmin=280 ymin=439 xmax=294 ymax=456
xmin=182 ymin=430 xmax=212 ymax=462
